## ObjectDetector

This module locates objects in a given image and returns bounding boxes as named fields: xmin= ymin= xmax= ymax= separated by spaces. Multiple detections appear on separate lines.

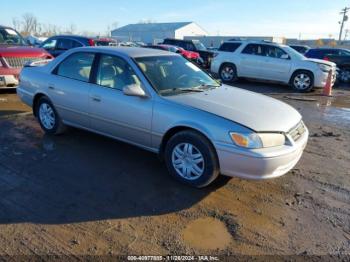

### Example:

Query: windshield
xmin=0 ymin=28 xmax=26 ymax=45
xmin=193 ymin=41 xmax=207 ymax=51
xmin=283 ymin=46 xmax=306 ymax=59
xmin=135 ymin=55 xmax=220 ymax=96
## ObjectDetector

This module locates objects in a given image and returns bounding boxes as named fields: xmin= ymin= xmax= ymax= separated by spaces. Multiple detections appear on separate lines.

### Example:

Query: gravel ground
xmin=0 ymin=82 xmax=349 ymax=258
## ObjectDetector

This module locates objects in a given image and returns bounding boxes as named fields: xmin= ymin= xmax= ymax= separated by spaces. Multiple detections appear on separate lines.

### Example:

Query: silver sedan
xmin=17 ymin=47 xmax=309 ymax=188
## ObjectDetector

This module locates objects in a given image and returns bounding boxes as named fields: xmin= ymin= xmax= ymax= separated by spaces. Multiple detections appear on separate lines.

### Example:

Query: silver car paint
xmin=17 ymin=47 xmax=309 ymax=179
xmin=211 ymin=41 xmax=337 ymax=87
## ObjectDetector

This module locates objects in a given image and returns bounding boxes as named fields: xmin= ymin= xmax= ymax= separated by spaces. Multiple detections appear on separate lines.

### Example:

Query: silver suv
xmin=211 ymin=40 xmax=336 ymax=92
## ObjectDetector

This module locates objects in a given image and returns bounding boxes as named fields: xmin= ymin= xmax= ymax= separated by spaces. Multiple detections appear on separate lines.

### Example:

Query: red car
xmin=0 ymin=25 xmax=52 ymax=88
xmin=94 ymin=38 xmax=118 ymax=47
xmin=146 ymin=44 xmax=203 ymax=65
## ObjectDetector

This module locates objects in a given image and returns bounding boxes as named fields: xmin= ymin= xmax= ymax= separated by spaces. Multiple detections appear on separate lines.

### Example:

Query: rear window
xmin=219 ymin=42 xmax=242 ymax=52
xmin=55 ymin=52 xmax=95 ymax=82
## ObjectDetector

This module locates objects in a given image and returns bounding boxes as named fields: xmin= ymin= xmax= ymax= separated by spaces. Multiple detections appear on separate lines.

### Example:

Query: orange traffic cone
xmin=323 ymin=70 xmax=333 ymax=96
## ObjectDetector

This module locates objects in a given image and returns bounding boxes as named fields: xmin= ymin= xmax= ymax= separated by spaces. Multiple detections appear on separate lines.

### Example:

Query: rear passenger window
xmin=241 ymin=44 xmax=263 ymax=55
xmin=219 ymin=43 xmax=241 ymax=52
xmin=56 ymin=52 xmax=95 ymax=82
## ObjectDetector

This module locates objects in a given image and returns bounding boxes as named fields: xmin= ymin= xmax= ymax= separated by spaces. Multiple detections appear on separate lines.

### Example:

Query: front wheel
xmin=219 ymin=64 xmax=238 ymax=83
xmin=291 ymin=71 xmax=314 ymax=92
xmin=36 ymin=97 xmax=66 ymax=135
xmin=164 ymin=130 xmax=220 ymax=188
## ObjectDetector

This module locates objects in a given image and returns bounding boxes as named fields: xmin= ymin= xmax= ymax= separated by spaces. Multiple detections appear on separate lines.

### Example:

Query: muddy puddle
xmin=0 ymin=92 xmax=30 ymax=117
xmin=182 ymin=217 xmax=232 ymax=251
xmin=285 ymin=93 xmax=350 ymax=128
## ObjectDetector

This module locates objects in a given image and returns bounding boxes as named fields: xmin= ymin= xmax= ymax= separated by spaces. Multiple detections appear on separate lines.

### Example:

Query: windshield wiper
xmin=196 ymin=84 xmax=221 ymax=90
xmin=159 ymin=88 xmax=204 ymax=95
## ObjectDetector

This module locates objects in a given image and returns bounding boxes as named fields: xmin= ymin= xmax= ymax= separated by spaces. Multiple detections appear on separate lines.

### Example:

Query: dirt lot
xmin=0 ymin=83 xmax=349 ymax=258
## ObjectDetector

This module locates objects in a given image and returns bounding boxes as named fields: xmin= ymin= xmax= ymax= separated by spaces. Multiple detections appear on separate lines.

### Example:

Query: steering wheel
xmin=175 ymin=74 xmax=190 ymax=86
xmin=176 ymin=74 xmax=204 ymax=87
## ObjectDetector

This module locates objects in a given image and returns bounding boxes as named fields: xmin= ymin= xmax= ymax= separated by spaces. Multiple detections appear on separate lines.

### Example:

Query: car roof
xmin=223 ymin=40 xmax=281 ymax=46
xmin=308 ymin=47 xmax=344 ymax=50
xmin=47 ymin=35 xmax=91 ymax=40
xmin=76 ymin=46 xmax=178 ymax=58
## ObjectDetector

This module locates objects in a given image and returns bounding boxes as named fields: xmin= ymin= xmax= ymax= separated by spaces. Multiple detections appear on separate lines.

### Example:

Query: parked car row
xmin=144 ymin=44 xmax=204 ymax=66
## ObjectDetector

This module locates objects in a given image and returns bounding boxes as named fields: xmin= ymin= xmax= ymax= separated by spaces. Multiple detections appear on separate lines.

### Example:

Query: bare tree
xmin=21 ymin=13 xmax=39 ymax=36
xmin=66 ymin=23 xmax=77 ymax=34
xmin=12 ymin=17 xmax=21 ymax=31
xmin=41 ymin=24 xmax=61 ymax=37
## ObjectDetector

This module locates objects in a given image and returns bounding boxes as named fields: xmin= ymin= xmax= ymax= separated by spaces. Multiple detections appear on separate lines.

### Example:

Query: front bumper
xmin=0 ymin=75 xmax=19 ymax=87
xmin=215 ymin=127 xmax=309 ymax=180
xmin=314 ymin=69 xmax=336 ymax=88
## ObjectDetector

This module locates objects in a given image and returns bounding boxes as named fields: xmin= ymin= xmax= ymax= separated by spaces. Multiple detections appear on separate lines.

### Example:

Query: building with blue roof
xmin=111 ymin=22 xmax=208 ymax=44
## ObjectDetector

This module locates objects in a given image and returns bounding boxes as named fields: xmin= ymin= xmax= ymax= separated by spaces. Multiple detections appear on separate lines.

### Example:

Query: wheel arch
xmin=32 ymin=92 xmax=49 ymax=117
xmin=289 ymin=69 xmax=315 ymax=85
xmin=158 ymin=125 xmax=219 ymax=164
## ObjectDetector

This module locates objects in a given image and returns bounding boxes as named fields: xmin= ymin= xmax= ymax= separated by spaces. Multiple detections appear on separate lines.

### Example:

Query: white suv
xmin=211 ymin=40 xmax=337 ymax=92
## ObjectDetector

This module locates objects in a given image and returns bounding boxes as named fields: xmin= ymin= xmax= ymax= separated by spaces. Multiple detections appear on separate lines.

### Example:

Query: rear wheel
xmin=219 ymin=63 xmax=238 ymax=83
xmin=164 ymin=130 xmax=220 ymax=188
xmin=36 ymin=97 xmax=66 ymax=135
xmin=291 ymin=71 xmax=314 ymax=92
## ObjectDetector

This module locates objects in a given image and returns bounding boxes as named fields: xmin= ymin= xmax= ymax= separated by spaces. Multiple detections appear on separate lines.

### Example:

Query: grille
xmin=4 ymin=57 xmax=43 ymax=68
xmin=289 ymin=121 xmax=306 ymax=142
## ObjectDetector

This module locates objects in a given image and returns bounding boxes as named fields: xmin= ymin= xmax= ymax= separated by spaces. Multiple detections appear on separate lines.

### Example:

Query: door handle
xmin=91 ymin=95 xmax=101 ymax=102
xmin=48 ymin=85 xmax=55 ymax=90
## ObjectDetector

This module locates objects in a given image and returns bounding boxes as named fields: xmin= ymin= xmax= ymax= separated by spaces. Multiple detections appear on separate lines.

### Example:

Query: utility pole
xmin=344 ymin=29 xmax=349 ymax=41
xmin=339 ymin=7 xmax=350 ymax=42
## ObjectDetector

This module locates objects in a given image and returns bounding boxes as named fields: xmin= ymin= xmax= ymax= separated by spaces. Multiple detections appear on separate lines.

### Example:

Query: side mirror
xmin=123 ymin=84 xmax=147 ymax=97
xmin=281 ymin=54 xmax=290 ymax=60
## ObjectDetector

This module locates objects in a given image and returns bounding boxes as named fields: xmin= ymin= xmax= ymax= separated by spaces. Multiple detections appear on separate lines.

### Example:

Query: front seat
xmin=98 ymin=65 xmax=116 ymax=88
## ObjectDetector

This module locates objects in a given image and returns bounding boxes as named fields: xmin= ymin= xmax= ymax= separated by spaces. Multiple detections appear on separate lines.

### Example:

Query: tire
xmin=35 ymin=96 xmax=66 ymax=135
xmin=219 ymin=63 xmax=238 ymax=83
xmin=291 ymin=71 xmax=314 ymax=92
xmin=164 ymin=130 xmax=220 ymax=188
xmin=339 ymin=68 xmax=350 ymax=83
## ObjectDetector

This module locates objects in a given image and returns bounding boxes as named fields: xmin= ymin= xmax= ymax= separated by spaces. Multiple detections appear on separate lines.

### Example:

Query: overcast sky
xmin=1 ymin=0 xmax=348 ymax=39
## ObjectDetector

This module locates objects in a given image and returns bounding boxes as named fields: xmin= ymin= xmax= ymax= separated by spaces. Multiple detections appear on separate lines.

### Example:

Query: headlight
xmin=319 ymin=64 xmax=331 ymax=73
xmin=230 ymin=132 xmax=285 ymax=149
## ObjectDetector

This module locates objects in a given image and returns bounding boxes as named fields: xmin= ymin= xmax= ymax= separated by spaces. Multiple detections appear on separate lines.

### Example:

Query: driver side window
xmin=96 ymin=55 xmax=141 ymax=90
xmin=263 ymin=45 xmax=288 ymax=59
xmin=42 ymin=39 xmax=57 ymax=50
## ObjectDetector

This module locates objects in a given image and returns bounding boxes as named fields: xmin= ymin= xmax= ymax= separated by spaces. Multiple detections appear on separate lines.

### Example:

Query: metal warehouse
xmin=111 ymin=22 xmax=208 ymax=44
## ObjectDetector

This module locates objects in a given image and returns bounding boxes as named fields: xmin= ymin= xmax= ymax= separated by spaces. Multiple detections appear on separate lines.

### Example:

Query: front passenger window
xmin=56 ymin=52 xmax=95 ymax=82
xmin=242 ymin=44 xmax=263 ymax=55
xmin=96 ymin=55 xmax=141 ymax=90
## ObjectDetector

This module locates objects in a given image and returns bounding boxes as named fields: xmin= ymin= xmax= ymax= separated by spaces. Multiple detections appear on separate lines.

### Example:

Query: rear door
xmin=259 ymin=45 xmax=292 ymax=82
xmin=238 ymin=44 xmax=264 ymax=78
xmin=49 ymin=52 xmax=95 ymax=128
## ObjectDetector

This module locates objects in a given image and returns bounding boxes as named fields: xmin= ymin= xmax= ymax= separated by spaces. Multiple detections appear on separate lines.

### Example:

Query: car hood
xmin=164 ymin=85 xmax=302 ymax=132
xmin=0 ymin=46 xmax=50 ymax=57
xmin=304 ymin=58 xmax=336 ymax=67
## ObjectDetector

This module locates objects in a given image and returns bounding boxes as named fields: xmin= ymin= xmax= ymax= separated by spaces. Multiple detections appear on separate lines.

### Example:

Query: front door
xmin=89 ymin=54 xmax=153 ymax=148
xmin=259 ymin=45 xmax=292 ymax=82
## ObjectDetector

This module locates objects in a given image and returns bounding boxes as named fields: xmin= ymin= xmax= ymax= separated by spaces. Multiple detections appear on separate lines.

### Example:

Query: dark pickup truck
xmin=163 ymin=38 xmax=214 ymax=69
xmin=305 ymin=48 xmax=350 ymax=83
